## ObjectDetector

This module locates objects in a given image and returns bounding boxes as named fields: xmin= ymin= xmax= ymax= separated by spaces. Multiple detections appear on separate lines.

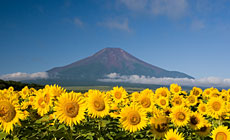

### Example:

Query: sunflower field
xmin=0 ymin=84 xmax=230 ymax=140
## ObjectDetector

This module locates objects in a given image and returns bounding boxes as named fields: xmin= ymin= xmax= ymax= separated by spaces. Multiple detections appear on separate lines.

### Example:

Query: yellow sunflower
xmin=131 ymin=92 xmax=140 ymax=102
xmin=54 ymin=91 xmax=86 ymax=126
xmin=170 ymin=106 xmax=190 ymax=127
xmin=20 ymin=86 xmax=30 ymax=99
xmin=87 ymin=90 xmax=110 ymax=118
xmin=150 ymin=115 xmax=169 ymax=139
xmin=203 ymin=88 xmax=211 ymax=98
xmin=110 ymin=86 xmax=127 ymax=103
xmin=34 ymin=91 xmax=52 ymax=116
xmin=207 ymin=97 xmax=225 ymax=119
xmin=0 ymin=98 xmax=24 ymax=133
xmin=198 ymin=101 xmax=208 ymax=115
xmin=164 ymin=129 xmax=184 ymax=140
xmin=211 ymin=125 xmax=230 ymax=140
xmin=137 ymin=89 xmax=154 ymax=112
xmin=155 ymin=87 xmax=170 ymax=98
xmin=189 ymin=112 xmax=205 ymax=130
xmin=170 ymin=83 xmax=182 ymax=95
xmin=186 ymin=94 xmax=198 ymax=107
xmin=120 ymin=104 xmax=147 ymax=132
xmin=171 ymin=94 xmax=185 ymax=107
xmin=157 ymin=96 xmax=169 ymax=109
xmin=196 ymin=120 xmax=211 ymax=137
xmin=190 ymin=87 xmax=202 ymax=97
xmin=210 ymin=88 xmax=221 ymax=98
xmin=49 ymin=84 xmax=66 ymax=97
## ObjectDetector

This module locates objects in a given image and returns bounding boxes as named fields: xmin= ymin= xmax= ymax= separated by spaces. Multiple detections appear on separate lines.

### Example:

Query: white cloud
xmin=98 ymin=73 xmax=230 ymax=88
xmin=98 ymin=19 xmax=131 ymax=32
xmin=119 ymin=0 xmax=188 ymax=19
xmin=0 ymin=72 xmax=49 ymax=81
xmin=150 ymin=0 xmax=188 ymax=19
xmin=73 ymin=18 xmax=83 ymax=26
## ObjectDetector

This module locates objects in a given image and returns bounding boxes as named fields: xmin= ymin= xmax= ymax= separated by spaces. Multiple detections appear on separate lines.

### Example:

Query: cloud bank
xmin=98 ymin=73 xmax=230 ymax=88
xmin=98 ymin=18 xmax=131 ymax=32
xmin=0 ymin=72 xmax=49 ymax=81
xmin=119 ymin=0 xmax=188 ymax=19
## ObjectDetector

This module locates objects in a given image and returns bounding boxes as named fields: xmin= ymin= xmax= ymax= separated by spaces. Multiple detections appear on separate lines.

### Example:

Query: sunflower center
xmin=154 ymin=123 xmax=168 ymax=132
xmin=160 ymin=99 xmax=166 ymax=106
xmin=190 ymin=116 xmax=198 ymax=125
xmin=38 ymin=98 xmax=46 ymax=108
xmin=215 ymin=132 xmax=227 ymax=140
xmin=128 ymin=112 xmax=141 ymax=125
xmin=0 ymin=101 xmax=16 ymax=122
xmin=93 ymin=100 xmax=105 ymax=111
xmin=188 ymin=96 xmax=195 ymax=103
xmin=200 ymin=126 xmax=207 ymax=132
xmin=193 ymin=90 xmax=199 ymax=96
xmin=201 ymin=106 xmax=206 ymax=112
xmin=161 ymin=91 xmax=167 ymax=97
xmin=114 ymin=92 xmax=122 ymax=99
xmin=65 ymin=102 xmax=79 ymax=118
xmin=44 ymin=94 xmax=50 ymax=104
xmin=169 ymin=138 xmax=177 ymax=140
xmin=174 ymin=87 xmax=179 ymax=92
xmin=174 ymin=98 xmax=182 ymax=105
xmin=141 ymin=97 xmax=151 ymax=108
xmin=212 ymin=102 xmax=221 ymax=111
xmin=176 ymin=112 xmax=186 ymax=121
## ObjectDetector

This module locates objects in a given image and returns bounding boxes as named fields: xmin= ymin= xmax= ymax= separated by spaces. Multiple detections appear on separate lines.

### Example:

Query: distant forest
xmin=0 ymin=79 xmax=44 ymax=90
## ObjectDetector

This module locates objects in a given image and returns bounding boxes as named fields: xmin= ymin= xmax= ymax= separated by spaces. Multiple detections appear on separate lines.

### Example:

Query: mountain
xmin=46 ymin=48 xmax=194 ymax=84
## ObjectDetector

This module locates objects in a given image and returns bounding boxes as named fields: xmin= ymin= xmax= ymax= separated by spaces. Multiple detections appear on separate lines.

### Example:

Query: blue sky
xmin=1 ymin=0 xmax=230 ymax=80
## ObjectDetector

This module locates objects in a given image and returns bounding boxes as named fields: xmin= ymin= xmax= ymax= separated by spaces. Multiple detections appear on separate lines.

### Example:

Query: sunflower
xmin=196 ymin=120 xmax=211 ymax=137
xmin=203 ymin=88 xmax=211 ymax=98
xmin=221 ymin=92 xmax=229 ymax=102
xmin=150 ymin=115 xmax=169 ymax=139
xmin=54 ymin=92 xmax=86 ymax=126
xmin=170 ymin=106 xmax=190 ymax=127
xmin=207 ymin=97 xmax=225 ymax=119
xmin=49 ymin=84 xmax=66 ymax=97
xmin=190 ymin=87 xmax=202 ymax=97
xmin=0 ymin=98 xmax=24 ymax=133
xmin=186 ymin=94 xmax=198 ymax=107
xmin=163 ymin=107 xmax=172 ymax=117
xmin=211 ymin=125 xmax=230 ymax=140
xmin=155 ymin=87 xmax=170 ymax=98
xmin=164 ymin=129 xmax=184 ymax=140
xmin=34 ymin=90 xmax=52 ymax=116
xmin=170 ymin=83 xmax=182 ymax=95
xmin=189 ymin=112 xmax=205 ymax=130
xmin=110 ymin=86 xmax=127 ymax=103
xmin=198 ymin=101 xmax=207 ymax=115
xmin=157 ymin=96 xmax=169 ymax=109
xmin=20 ymin=86 xmax=30 ymax=99
xmin=131 ymin=92 xmax=140 ymax=102
xmin=171 ymin=94 xmax=185 ymax=107
xmin=120 ymin=104 xmax=147 ymax=132
xmin=137 ymin=89 xmax=154 ymax=112
xmin=210 ymin=88 xmax=220 ymax=98
xmin=87 ymin=90 xmax=110 ymax=118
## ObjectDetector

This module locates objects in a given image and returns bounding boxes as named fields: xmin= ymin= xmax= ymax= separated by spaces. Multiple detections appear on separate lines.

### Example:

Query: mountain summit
xmin=47 ymin=48 xmax=194 ymax=83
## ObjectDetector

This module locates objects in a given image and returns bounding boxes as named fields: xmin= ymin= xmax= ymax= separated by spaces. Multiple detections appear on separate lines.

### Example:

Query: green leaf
xmin=98 ymin=137 xmax=104 ymax=140
xmin=0 ymin=132 xmax=8 ymax=140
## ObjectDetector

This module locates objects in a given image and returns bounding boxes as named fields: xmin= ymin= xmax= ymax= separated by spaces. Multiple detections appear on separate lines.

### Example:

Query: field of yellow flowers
xmin=0 ymin=84 xmax=230 ymax=140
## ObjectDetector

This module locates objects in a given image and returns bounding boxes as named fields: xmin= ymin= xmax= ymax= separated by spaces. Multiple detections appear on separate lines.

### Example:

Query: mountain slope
xmin=47 ymin=48 xmax=194 ymax=82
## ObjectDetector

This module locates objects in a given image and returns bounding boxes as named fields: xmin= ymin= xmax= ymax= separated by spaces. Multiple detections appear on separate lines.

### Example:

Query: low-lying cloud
xmin=98 ymin=73 xmax=230 ymax=88
xmin=0 ymin=72 xmax=49 ymax=81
